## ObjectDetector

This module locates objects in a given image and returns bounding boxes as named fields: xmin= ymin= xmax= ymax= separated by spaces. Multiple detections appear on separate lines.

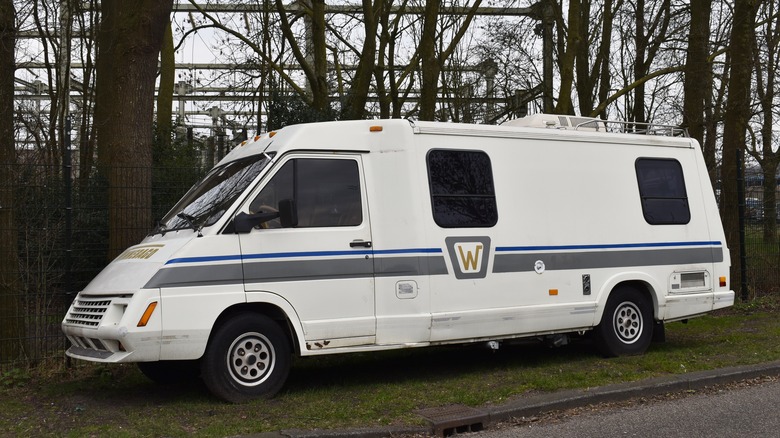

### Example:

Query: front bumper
xmin=61 ymin=289 xmax=162 ymax=363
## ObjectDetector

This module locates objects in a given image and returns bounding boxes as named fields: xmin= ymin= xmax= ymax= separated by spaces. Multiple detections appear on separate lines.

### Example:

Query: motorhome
xmin=62 ymin=115 xmax=733 ymax=402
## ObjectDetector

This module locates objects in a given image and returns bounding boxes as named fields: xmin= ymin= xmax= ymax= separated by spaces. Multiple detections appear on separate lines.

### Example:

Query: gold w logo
xmin=457 ymin=244 xmax=483 ymax=272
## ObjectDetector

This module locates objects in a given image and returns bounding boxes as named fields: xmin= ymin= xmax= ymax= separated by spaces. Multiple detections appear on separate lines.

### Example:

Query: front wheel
xmin=594 ymin=286 xmax=654 ymax=357
xmin=201 ymin=313 xmax=291 ymax=403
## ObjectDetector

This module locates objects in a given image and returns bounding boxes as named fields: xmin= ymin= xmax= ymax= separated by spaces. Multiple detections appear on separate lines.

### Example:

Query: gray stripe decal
xmin=145 ymin=263 xmax=244 ymax=288
xmin=144 ymin=255 xmax=448 ymax=288
xmin=244 ymin=258 xmax=373 ymax=283
xmin=374 ymin=256 xmax=449 ymax=277
xmin=493 ymin=247 xmax=723 ymax=273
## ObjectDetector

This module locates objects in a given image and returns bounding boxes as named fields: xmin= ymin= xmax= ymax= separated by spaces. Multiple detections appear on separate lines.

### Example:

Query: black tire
xmin=137 ymin=360 xmax=200 ymax=384
xmin=594 ymin=286 xmax=654 ymax=357
xmin=201 ymin=313 xmax=291 ymax=403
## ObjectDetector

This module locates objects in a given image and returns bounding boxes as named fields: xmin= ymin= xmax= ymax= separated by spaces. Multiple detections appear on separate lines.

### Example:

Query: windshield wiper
xmin=177 ymin=212 xmax=199 ymax=230
xmin=177 ymin=212 xmax=204 ymax=237
xmin=151 ymin=221 xmax=168 ymax=236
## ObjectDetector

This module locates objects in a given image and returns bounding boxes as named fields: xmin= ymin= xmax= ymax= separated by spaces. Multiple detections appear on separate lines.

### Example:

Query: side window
xmin=250 ymin=158 xmax=363 ymax=228
xmin=635 ymin=158 xmax=690 ymax=225
xmin=427 ymin=149 xmax=498 ymax=228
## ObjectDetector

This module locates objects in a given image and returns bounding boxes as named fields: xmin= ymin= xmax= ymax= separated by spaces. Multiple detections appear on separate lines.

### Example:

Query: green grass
xmin=2 ymin=303 xmax=780 ymax=437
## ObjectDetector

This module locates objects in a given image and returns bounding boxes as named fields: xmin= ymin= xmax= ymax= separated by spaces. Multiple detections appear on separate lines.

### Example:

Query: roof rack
xmin=503 ymin=114 xmax=689 ymax=137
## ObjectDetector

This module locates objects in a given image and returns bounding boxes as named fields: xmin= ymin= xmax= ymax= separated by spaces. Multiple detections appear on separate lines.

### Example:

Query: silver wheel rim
xmin=227 ymin=332 xmax=275 ymax=387
xmin=612 ymin=302 xmax=643 ymax=344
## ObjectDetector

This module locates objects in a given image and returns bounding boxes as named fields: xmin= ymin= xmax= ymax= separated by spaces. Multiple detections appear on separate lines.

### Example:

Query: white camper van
xmin=62 ymin=116 xmax=733 ymax=402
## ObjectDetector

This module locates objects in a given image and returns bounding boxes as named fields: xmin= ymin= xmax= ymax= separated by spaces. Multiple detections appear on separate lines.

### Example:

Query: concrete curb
xmin=242 ymin=360 xmax=780 ymax=438
xmin=485 ymin=360 xmax=780 ymax=425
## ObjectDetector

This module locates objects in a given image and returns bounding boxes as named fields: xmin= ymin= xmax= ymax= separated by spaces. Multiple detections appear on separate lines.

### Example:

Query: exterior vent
xmin=503 ymin=113 xmax=687 ymax=137
xmin=503 ymin=114 xmax=606 ymax=131
xmin=65 ymin=298 xmax=112 ymax=327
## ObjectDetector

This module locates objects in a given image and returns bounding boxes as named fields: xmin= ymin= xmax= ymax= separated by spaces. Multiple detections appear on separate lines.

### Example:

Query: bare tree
xmin=95 ymin=0 xmax=173 ymax=258
xmin=417 ymin=0 xmax=482 ymax=121
xmin=157 ymin=21 xmax=175 ymax=149
xmin=552 ymin=0 xmax=580 ymax=115
xmin=339 ymin=0 xmax=381 ymax=120
xmin=574 ymin=0 xmax=623 ymax=118
xmin=747 ymin=0 xmax=780 ymax=244
xmin=626 ymin=0 xmax=673 ymax=124
xmin=73 ymin=0 xmax=98 ymax=183
xmin=722 ymin=0 xmax=761 ymax=296
xmin=0 ymin=0 xmax=22 ymax=362
xmin=683 ymin=0 xmax=714 ymax=181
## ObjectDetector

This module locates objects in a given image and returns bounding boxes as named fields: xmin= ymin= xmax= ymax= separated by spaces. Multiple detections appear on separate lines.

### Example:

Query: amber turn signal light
xmin=137 ymin=302 xmax=158 ymax=327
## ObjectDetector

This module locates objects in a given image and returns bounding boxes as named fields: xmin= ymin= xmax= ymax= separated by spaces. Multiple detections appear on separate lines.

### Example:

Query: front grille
xmin=65 ymin=297 xmax=112 ymax=327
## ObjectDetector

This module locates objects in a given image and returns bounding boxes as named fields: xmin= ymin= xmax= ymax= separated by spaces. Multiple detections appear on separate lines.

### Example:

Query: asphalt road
xmin=470 ymin=377 xmax=780 ymax=438
xmin=258 ymin=362 xmax=780 ymax=438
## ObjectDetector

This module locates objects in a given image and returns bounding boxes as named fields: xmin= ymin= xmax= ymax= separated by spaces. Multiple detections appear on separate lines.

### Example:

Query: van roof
xmin=220 ymin=116 xmax=694 ymax=165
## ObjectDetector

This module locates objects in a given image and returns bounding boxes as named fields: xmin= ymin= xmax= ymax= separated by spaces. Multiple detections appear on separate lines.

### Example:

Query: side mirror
xmin=233 ymin=211 xmax=279 ymax=233
xmin=279 ymin=199 xmax=298 ymax=228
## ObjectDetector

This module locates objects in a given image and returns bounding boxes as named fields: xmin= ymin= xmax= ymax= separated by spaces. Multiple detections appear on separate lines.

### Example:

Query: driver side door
xmin=238 ymin=153 xmax=376 ymax=347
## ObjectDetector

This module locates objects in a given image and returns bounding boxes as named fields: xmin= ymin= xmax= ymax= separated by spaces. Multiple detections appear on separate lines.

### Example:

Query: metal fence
xmin=0 ymin=151 xmax=205 ymax=369
xmin=1 ymin=154 xmax=779 ymax=370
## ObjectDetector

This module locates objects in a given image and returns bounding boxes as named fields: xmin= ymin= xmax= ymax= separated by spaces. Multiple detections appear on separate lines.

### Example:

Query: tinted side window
xmin=427 ymin=150 xmax=498 ymax=228
xmin=635 ymin=158 xmax=690 ymax=225
xmin=251 ymin=158 xmax=362 ymax=228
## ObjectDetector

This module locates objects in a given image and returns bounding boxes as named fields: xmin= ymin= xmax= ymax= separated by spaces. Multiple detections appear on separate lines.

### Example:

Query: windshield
xmin=153 ymin=153 xmax=273 ymax=234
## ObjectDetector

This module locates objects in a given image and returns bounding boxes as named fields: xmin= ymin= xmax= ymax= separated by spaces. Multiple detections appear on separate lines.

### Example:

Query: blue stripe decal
xmin=242 ymin=250 xmax=373 ymax=260
xmin=166 ymin=254 xmax=243 ymax=264
xmin=373 ymin=248 xmax=442 ymax=255
xmin=166 ymin=247 xmax=443 ymax=265
xmin=496 ymin=241 xmax=722 ymax=252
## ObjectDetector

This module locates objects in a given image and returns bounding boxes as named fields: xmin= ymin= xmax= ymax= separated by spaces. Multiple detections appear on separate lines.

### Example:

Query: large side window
xmin=635 ymin=158 xmax=690 ymax=225
xmin=250 ymin=158 xmax=362 ymax=228
xmin=427 ymin=149 xmax=498 ymax=228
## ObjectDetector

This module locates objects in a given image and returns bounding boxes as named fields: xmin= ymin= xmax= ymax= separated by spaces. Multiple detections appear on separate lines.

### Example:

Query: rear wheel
xmin=594 ymin=286 xmax=654 ymax=357
xmin=201 ymin=313 xmax=291 ymax=403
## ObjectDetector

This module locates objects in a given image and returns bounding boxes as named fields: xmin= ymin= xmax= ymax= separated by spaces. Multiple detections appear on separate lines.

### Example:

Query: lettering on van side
xmin=445 ymin=236 xmax=491 ymax=279
xmin=115 ymin=244 xmax=163 ymax=261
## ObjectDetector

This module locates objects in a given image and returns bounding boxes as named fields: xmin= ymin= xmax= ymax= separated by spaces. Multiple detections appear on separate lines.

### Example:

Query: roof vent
xmin=503 ymin=114 xmax=606 ymax=132
xmin=503 ymin=114 xmax=687 ymax=137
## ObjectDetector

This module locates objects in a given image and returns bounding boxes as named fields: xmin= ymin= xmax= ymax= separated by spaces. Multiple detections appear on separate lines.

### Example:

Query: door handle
xmin=350 ymin=240 xmax=372 ymax=248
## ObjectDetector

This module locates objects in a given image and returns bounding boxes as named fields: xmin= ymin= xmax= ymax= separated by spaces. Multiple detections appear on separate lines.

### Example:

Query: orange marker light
xmin=254 ymin=135 xmax=261 ymax=142
xmin=269 ymin=131 xmax=277 ymax=138
xmin=719 ymin=276 xmax=727 ymax=287
xmin=369 ymin=126 xmax=383 ymax=132
xmin=137 ymin=302 xmax=158 ymax=327
xmin=549 ymin=289 xmax=558 ymax=296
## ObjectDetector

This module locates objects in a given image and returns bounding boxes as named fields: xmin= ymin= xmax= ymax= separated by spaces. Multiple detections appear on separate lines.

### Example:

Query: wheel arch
xmin=594 ymin=273 xmax=663 ymax=324
xmin=207 ymin=299 xmax=304 ymax=357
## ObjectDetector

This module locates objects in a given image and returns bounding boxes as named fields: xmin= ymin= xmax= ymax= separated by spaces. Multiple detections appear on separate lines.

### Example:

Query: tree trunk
xmin=721 ymin=0 xmax=760 ymax=297
xmin=633 ymin=0 xmax=646 ymax=124
xmin=418 ymin=0 xmax=482 ymax=120
xmin=95 ymin=0 xmax=173 ymax=259
xmin=341 ymin=0 xmax=380 ymax=120
xmin=754 ymin=1 xmax=779 ymax=244
xmin=596 ymin=0 xmax=618 ymax=119
xmin=272 ymin=0 xmax=330 ymax=116
xmin=574 ymin=1 xmax=590 ymax=113
xmin=553 ymin=0 xmax=580 ymax=115
xmin=418 ymin=1 xmax=440 ymax=121
xmin=0 ymin=0 xmax=23 ymax=362
xmin=309 ymin=0 xmax=329 ymax=113
xmin=156 ymin=21 xmax=175 ymax=149
xmin=683 ymin=0 xmax=713 ymax=182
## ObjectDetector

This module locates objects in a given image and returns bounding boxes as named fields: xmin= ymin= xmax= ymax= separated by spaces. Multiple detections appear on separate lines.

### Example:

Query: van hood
xmin=81 ymin=234 xmax=195 ymax=296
